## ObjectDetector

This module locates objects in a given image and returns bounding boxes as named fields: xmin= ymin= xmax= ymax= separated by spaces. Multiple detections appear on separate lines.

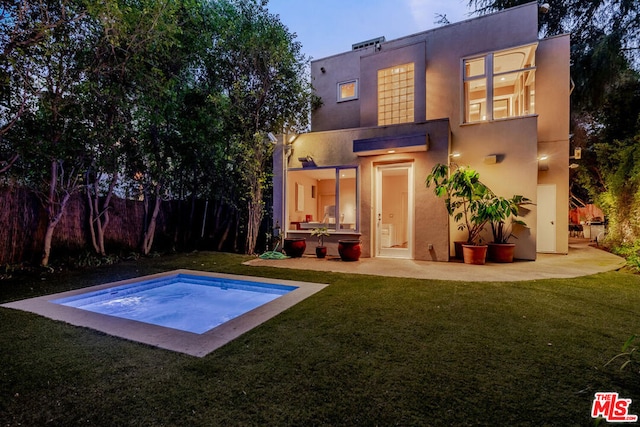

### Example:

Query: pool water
xmin=52 ymin=274 xmax=297 ymax=334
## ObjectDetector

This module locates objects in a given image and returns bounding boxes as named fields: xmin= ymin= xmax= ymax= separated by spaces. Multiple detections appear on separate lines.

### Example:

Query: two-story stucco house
xmin=272 ymin=2 xmax=570 ymax=262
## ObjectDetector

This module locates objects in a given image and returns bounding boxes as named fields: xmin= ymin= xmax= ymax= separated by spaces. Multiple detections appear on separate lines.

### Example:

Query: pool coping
xmin=1 ymin=269 xmax=328 ymax=357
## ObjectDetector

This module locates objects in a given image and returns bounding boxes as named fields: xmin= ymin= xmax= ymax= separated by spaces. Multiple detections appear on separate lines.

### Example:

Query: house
xmin=272 ymin=2 xmax=570 ymax=261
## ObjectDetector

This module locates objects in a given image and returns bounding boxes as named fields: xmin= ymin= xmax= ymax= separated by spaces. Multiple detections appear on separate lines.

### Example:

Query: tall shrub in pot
xmin=426 ymin=163 xmax=493 ymax=264
xmin=486 ymin=195 xmax=532 ymax=262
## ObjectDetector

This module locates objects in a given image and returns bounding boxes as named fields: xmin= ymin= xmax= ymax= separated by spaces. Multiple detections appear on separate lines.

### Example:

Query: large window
xmin=463 ymin=44 xmax=536 ymax=123
xmin=378 ymin=63 xmax=415 ymax=125
xmin=286 ymin=167 xmax=358 ymax=232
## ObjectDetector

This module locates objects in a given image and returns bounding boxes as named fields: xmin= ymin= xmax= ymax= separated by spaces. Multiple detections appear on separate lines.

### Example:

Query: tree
xmin=208 ymin=0 xmax=312 ymax=254
xmin=10 ymin=0 xmax=91 ymax=266
xmin=0 ymin=0 xmax=78 ymax=174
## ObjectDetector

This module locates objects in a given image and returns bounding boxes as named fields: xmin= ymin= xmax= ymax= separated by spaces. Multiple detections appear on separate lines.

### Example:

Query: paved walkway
xmin=244 ymin=239 xmax=627 ymax=282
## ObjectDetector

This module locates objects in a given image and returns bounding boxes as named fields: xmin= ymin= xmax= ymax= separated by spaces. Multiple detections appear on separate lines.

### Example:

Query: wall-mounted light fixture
xmin=538 ymin=154 xmax=549 ymax=171
xmin=320 ymin=67 xmax=326 ymax=73
xmin=539 ymin=3 xmax=550 ymax=14
xmin=483 ymin=155 xmax=497 ymax=165
xmin=375 ymin=41 xmax=381 ymax=51
xmin=449 ymin=151 xmax=461 ymax=158
xmin=267 ymin=132 xmax=277 ymax=144
xmin=570 ymin=147 xmax=581 ymax=159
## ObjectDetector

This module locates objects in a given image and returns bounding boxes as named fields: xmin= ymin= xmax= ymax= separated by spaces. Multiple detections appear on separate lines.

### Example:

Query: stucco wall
xmin=275 ymin=120 xmax=451 ymax=261
xmin=536 ymin=34 xmax=571 ymax=254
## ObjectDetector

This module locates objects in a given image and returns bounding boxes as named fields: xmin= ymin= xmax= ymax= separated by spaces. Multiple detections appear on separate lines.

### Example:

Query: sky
xmin=266 ymin=0 xmax=474 ymax=60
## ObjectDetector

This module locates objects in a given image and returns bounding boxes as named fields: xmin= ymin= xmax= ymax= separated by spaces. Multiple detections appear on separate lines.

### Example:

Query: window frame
xmin=462 ymin=43 xmax=537 ymax=124
xmin=286 ymin=165 xmax=360 ymax=233
xmin=337 ymin=79 xmax=359 ymax=103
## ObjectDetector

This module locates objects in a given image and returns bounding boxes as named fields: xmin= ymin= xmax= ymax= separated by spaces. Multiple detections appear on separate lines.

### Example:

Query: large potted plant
xmin=486 ymin=195 xmax=531 ymax=263
xmin=310 ymin=227 xmax=330 ymax=258
xmin=426 ymin=163 xmax=493 ymax=264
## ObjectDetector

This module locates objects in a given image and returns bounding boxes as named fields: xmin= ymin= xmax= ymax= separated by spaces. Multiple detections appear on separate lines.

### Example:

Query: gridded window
xmin=338 ymin=79 xmax=358 ymax=102
xmin=463 ymin=44 xmax=536 ymax=123
xmin=377 ymin=63 xmax=415 ymax=125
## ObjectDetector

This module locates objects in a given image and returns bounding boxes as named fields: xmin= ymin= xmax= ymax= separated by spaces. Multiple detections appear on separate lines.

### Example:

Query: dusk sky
xmin=266 ymin=0 xmax=474 ymax=60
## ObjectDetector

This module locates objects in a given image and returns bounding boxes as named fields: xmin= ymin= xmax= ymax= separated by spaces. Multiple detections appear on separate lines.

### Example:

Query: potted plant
xmin=310 ymin=227 xmax=330 ymax=258
xmin=426 ymin=163 xmax=493 ymax=264
xmin=486 ymin=194 xmax=531 ymax=262
xmin=283 ymin=237 xmax=306 ymax=257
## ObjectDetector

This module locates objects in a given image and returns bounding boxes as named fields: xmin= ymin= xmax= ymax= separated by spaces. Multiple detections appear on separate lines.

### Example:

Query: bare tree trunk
xmin=245 ymin=190 xmax=263 ymax=254
xmin=41 ymin=160 xmax=74 ymax=267
xmin=86 ymin=172 xmax=117 ymax=255
xmin=141 ymin=184 xmax=162 ymax=255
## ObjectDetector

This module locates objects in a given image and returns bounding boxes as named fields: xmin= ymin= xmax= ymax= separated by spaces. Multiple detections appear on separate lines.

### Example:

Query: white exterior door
xmin=537 ymin=184 xmax=557 ymax=253
xmin=375 ymin=163 xmax=414 ymax=259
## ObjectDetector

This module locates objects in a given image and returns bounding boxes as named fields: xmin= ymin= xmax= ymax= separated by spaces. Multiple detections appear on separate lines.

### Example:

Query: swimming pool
xmin=2 ymin=270 xmax=327 ymax=357
xmin=51 ymin=273 xmax=296 ymax=334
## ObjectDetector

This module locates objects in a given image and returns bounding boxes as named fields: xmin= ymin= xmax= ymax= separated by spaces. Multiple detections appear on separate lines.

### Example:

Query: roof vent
xmin=352 ymin=36 xmax=385 ymax=51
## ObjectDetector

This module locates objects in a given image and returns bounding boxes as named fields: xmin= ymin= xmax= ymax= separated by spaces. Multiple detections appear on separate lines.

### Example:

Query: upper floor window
xmin=378 ymin=63 xmax=415 ymax=125
xmin=463 ymin=44 xmax=536 ymax=123
xmin=338 ymin=79 xmax=358 ymax=102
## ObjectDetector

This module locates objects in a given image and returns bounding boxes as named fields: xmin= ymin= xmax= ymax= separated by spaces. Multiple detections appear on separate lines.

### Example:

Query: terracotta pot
xmin=283 ymin=238 xmax=306 ymax=258
xmin=487 ymin=242 xmax=516 ymax=263
xmin=462 ymin=244 xmax=488 ymax=265
xmin=338 ymin=239 xmax=361 ymax=261
xmin=315 ymin=246 xmax=327 ymax=259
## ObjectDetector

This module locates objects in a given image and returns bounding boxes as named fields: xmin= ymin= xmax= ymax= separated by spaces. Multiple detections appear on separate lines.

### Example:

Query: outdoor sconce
xmin=538 ymin=154 xmax=549 ymax=171
xmin=267 ymin=132 xmax=277 ymax=144
xmin=320 ymin=67 xmax=326 ymax=73
xmin=375 ymin=42 xmax=381 ymax=51
xmin=483 ymin=155 xmax=497 ymax=165
xmin=483 ymin=154 xmax=504 ymax=164
xmin=449 ymin=152 xmax=461 ymax=159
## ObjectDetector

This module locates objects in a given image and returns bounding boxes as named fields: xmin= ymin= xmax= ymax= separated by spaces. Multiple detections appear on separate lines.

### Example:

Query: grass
xmin=1 ymin=251 xmax=639 ymax=426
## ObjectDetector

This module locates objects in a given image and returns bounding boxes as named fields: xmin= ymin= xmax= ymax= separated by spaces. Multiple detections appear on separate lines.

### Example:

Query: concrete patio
xmin=245 ymin=238 xmax=626 ymax=282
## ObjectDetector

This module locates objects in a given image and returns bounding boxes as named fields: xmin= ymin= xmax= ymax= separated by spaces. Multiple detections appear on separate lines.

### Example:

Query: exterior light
xmin=450 ymin=152 xmax=461 ymax=158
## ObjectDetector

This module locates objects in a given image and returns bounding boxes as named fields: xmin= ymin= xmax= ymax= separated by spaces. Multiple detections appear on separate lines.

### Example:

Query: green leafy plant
xmin=605 ymin=335 xmax=640 ymax=373
xmin=487 ymin=195 xmax=532 ymax=244
xmin=310 ymin=227 xmax=330 ymax=247
xmin=426 ymin=163 xmax=531 ymax=246
xmin=425 ymin=163 xmax=493 ymax=245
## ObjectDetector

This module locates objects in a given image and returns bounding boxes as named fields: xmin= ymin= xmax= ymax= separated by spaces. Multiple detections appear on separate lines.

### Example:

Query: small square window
xmin=337 ymin=80 xmax=358 ymax=102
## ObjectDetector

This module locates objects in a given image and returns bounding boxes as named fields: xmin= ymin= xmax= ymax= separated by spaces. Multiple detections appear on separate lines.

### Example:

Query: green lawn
xmin=1 ymin=252 xmax=639 ymax=426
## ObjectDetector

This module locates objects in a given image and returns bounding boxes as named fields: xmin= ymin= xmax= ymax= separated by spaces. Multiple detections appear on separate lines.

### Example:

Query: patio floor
xmin=244 ymin=238 xmax=626 ymax=282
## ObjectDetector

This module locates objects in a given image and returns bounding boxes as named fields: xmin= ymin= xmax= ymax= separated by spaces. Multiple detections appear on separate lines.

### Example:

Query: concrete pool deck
xmin=244 ymin=238 xmax=626 ymax=282
xmin=1 ymin=269 xmax=327 ymax=358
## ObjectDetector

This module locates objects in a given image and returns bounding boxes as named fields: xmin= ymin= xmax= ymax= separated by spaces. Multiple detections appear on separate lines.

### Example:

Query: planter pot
xmin=315 ymin=246 xmax=327 ymax=259
xmin=453 ymin=241 xmax=466 ymax=259
xmin=462 ymin=244 xmax=488 ymax=265
xmin=283 ymin=238 xmax=306 ymax=258
xmin=487 ymin=242 xmax=516 ymax=263
xmin=338 ymin=239 xmax=361 ymax=261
